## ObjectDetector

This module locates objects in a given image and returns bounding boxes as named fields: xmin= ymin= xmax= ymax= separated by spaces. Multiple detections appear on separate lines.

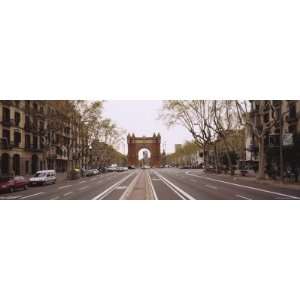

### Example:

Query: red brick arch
xmin=127 ymin=134 xmax=161 ymax=167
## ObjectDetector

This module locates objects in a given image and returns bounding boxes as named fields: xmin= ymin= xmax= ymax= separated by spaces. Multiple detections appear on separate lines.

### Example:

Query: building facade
xmin=0 ymin=100 xmax=87 ymax=176
xmin=246 ymin=100 xmax=300 ymax=178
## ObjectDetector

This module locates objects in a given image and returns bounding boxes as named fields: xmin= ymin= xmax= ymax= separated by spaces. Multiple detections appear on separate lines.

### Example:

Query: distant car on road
xmin=142 ymin=165 xmax=150 ymax=169
xmin=128 ymin=165 xmax=136 ymax=169
xmin=98 ymin=167 xmax=106 ymax=173
xmin=116 ymin=166 xmax=128 ymax=172
xmin=0 ymin=175 xmax=29 ymax=193
xmin=29 ymin=170 xmax=56 ymax=186
xmin=106 ymin=165 xmax=118 ymax=172
xmin=86 ymin=169 xmax=100 ymax=176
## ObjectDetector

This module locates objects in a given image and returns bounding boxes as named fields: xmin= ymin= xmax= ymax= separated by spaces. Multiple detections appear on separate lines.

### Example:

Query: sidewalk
xmin=203 ymin=171 xmax=300 ymax=191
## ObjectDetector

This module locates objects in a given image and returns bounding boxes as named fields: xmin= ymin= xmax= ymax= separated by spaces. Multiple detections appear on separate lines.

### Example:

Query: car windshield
xmin=34 ymin=173 xmax=46 ymax=177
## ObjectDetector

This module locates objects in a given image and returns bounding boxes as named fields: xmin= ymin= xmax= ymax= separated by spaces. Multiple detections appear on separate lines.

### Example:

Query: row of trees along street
xmin=161 ymin=100 xmax=286 ymax=180
xmin=41 ymin=100 xmax=125 ymax=174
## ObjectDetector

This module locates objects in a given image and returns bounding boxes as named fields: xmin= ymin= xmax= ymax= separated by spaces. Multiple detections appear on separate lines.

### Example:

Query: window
xmin=33 ymin=136 xmax=38 ymax=148
xmin=2 ymin=129 xmax=10 ymax=143
xmin=25 ymin=134 xmax=31 ymax=148
xmin=14 ymin=131 xmax=21 ymax=146
xmin=25 ymin=116 xmax=30 ymax=131
xmin=15 ymin=112 xmax=21 ymax=126
xmin=289 ymin=103 xmax=297 ymax=119
xmin=2 ymin=107 xmax=10 ymax=122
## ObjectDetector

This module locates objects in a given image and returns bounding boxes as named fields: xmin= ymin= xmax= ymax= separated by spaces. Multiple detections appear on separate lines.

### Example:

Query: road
xmin=1 ymin=168 xmax=300 ymax=200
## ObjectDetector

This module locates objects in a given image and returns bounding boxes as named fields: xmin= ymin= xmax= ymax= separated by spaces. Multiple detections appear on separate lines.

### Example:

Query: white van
xmin=29 ymin=170 xmax=57 ymax=186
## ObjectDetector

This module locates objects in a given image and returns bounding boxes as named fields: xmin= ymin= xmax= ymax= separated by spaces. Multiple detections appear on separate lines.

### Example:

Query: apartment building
xmin=0 ymin=100 xmax=87 ymax=176
xmin=246 ymin=100 xmax=300 ymax=176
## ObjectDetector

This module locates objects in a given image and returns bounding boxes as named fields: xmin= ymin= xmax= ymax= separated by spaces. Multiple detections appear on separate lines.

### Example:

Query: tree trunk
xmin=223 ymin=139 xmax=234 ymax=176
xmin=257 ymin=138 xmax=265 ymax=180
xmin=203 ymin=144 xmax=207 ymax=170
xmin=214 ymin=144 xmax=219 ymax=173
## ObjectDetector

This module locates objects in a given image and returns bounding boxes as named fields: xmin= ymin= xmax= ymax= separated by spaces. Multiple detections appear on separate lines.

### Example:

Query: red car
xmin=0 ymin=176 xmax=29 ymax=193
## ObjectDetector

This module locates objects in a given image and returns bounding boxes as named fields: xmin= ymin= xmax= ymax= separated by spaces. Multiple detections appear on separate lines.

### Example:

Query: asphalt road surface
xmin=1 ymin=168 xmax=300 ymax=200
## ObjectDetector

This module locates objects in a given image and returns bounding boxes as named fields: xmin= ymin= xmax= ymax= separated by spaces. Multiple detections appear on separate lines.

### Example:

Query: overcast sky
xmin=103 ymin=100 xmax=191 ymax=154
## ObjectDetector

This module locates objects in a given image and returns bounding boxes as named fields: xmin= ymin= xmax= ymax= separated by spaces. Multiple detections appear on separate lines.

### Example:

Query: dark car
xmin=98 ymin=167 xmax=106 ymax=173
xmin=0 ymin=176 xmax=29 ymax=193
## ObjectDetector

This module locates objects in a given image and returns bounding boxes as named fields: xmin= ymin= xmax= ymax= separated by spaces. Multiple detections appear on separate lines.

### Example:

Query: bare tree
xmin=235 ymin=100 xmax=280 ymax=179
xmin=210 ymin=100 xmax=241 ymax=175
xmin=161 ymin=100 xmax=216 ymax=169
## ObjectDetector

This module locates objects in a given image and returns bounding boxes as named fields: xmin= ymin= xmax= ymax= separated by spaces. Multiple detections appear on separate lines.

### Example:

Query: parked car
xmin=69 ymin=169 xmax=81 ymax=180
xmin=0 ymin=175 xmax=29 ymax=193
xmin=116 ymin=166 xmax=128 ymax=172
xmin=29 ymin=170 xmax=56 ymax=186
xmin=128 ymin=165 xmax=136 ymax=169
xmin=106 ymin=165 xmax=118 ymax=172
xmin=98 ymin=167 xmax=106 ymax=173
xmin=86 ymin=169 xmax=100 ymax=176
xmin=92 ymin=169 xmax=100 ymax=175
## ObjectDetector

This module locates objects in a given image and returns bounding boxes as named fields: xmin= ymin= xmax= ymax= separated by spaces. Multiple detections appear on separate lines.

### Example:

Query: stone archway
xmin=127 ymin=133 xmax=161 ymax=167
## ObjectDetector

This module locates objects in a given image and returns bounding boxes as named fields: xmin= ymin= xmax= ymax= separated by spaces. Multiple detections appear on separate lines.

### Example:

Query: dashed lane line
xmin=205 ymin=184 xmax=218 ymax=190
xmin=64 ymin=192 xmax=73 ymax=197
xmin=20 ymin=192 xmax=44 ymax=199
xmin=236 ymin=194 xmax=252 ymax=200
xmin=186 ymin=171 xmax=300 ymax=200
xmin=79 ymin=186 xmax=89 ymax=191
xmin=79 ymin=180 xmax=86 ymax=184
xmin=58 ymin=184 xmax=73 ymax=190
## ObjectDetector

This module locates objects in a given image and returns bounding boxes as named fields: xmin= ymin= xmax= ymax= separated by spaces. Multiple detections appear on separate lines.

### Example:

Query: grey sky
xmin=103 ymin=100 xmax=191 ymax=154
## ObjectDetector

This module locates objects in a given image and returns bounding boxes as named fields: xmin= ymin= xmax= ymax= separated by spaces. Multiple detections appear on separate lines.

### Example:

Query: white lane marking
xmin=205 ymin=184 xmax=218 ymax=190
xmin=115 ymin=186 xmax=127 ymax=190
xmin=120 ymin=172 xmax=141 ymax=200
xmin=148 ymin=171 xmax=158 ymax=200
xmin=152 ymin=178 xmax=161 ymax=181
xmin=92 ymin=171 xmax=137 ymax=200
xmin=236 ymin=194 xmax=252 ymax=200
xmin=50 ymin=196 xmax=60 ymax=200
xmin=58 ymin=184 xmax=72 ymax=190
xmin=153 ymin=170 xmax=195 ymax=200
xmin=64 ymin=192 xmax=73 ymax=197
xmin=79 ymin=186 xmax=89 ymax=191
xmin=20 ymin=192 xmax=44 ymax=199
xmin=186 ymin=172 xmax=300 ymax=200
xmin=79 ymin=180 xmax=86 ymax=184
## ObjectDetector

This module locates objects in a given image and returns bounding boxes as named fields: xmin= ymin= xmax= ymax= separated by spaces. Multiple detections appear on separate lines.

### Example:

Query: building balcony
xmin=1 ymin=119 xmax=15 ymax=127
xmin=0 ymin=138 xmax=14 ymax=150
xmin=24 ymin=144 xmax=43 ymax=152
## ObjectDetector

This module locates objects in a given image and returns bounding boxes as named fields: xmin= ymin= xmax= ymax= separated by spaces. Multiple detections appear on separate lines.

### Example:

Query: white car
xmin=29 ymin=170 xmax=56 ymax=186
